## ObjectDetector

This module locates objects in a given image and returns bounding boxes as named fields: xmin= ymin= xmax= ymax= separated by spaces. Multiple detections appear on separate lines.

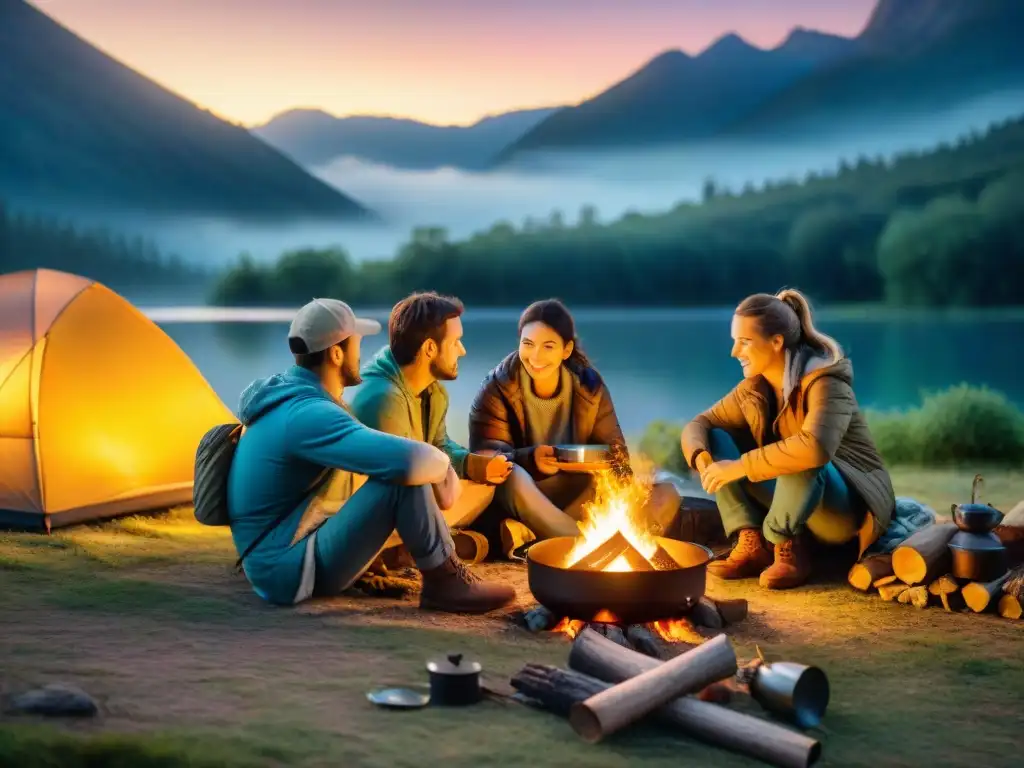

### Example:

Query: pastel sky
xmin=34 ymin=0 xmax=879 ymax=127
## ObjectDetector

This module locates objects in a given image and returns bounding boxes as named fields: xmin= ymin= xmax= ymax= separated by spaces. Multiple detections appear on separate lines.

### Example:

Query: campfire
xmin=516 ymin=464 xmax=748 ymax=657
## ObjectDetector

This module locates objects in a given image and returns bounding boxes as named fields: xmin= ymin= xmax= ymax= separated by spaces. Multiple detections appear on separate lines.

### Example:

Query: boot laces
xmin=735 ymin=529 xmax=762 ymax=556
xmin=452 ymin=557 xmax=480 ymax=584
xmin=776 ymin=537 xmax=795 ymax=560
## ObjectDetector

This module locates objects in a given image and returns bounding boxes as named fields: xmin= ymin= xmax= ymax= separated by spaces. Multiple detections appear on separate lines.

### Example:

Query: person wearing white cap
xmin=225 ymin=298 xmax=516 ymax=613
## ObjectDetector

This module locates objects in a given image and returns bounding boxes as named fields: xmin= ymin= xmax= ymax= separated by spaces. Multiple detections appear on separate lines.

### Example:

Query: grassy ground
xmin=1 ymin=466 xmax=1022 ymax=768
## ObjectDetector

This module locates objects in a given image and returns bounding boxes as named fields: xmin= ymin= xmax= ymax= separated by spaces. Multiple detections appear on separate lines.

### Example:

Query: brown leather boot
xmin=759 ymin=535 xmax=812 ymax=589
xmin=708 ymin=528 xmax=773 ymax=579
xmin=419 ymin=555 xmax=516 ymax=614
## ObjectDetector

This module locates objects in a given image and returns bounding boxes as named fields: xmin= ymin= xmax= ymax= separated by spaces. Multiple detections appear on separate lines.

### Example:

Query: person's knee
xmin=506 ymin=464 xmax=536 ymax=501
xmin=707 ymin=428 xmax=740 ymax=461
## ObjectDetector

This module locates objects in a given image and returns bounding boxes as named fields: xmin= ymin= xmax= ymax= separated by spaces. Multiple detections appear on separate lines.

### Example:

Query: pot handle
xmin=447 ymin=653 xmax=463 ymax=667
xmin=972 ymin=474 xmax=983 ymax=504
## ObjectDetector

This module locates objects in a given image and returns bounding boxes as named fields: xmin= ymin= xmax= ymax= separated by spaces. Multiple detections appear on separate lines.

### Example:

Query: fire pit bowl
xmin=526 ymin=536 xmax=714 ymax=625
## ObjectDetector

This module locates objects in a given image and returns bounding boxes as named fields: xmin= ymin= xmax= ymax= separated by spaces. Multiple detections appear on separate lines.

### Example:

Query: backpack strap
xmin=232 ymin=467 xmax=332 ymax=574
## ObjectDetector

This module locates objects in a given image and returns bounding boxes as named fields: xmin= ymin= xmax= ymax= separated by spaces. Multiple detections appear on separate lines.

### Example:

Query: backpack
xmin=192 ymin=422 xmax=331 ymax=574
xmin=193 ymin=422 xmax=243 ymax=526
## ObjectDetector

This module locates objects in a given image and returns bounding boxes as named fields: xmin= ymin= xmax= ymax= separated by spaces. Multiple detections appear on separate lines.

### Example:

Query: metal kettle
xmin=950 ymin=474 xmax=1004 ymax=533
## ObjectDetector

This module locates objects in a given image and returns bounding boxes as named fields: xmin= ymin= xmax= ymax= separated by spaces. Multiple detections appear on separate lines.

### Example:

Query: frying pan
xmin=526 ymin=536 xmax=714 ymax=625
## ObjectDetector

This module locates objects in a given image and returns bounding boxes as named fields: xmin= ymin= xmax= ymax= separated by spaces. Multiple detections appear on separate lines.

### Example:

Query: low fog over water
xmin=48 ymin=90 xmax=1024 ymax=273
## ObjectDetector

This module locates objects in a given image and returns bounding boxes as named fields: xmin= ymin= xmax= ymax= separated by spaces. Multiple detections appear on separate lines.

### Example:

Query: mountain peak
xmin=858 ymin=0 xmax=1016 ymax=48
xmin=777 ymin=26 xmax=856 ymax=61
xmin=701 ymin=32 xmax=761 ymax=58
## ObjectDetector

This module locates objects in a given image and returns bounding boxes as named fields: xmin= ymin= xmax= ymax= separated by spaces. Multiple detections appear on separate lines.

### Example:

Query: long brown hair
xmin=518 ymin=299 xmax=592 ymax=370
xmin=735 ymin=288 xmax=843 ymax=360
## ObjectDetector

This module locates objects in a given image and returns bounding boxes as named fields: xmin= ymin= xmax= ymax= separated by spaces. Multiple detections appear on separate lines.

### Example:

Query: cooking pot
xmin=425 ymin=653 xmax=482 ymax=706
xmin=948 ymin=530 xmax=1008 ymax=582
xmin=526 ymin=535 xmax=713 ymax=625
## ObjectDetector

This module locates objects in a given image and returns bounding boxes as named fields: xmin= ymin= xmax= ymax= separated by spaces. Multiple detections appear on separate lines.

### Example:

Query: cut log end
xmin=879 ymin=582 xmax=910 ymax=601
xmin=892 ymin=523 xmax=957 ymax=585
xmin=927 ymin=574 xmax=959 ymax=596
xmin=848 ymin=554 xmax=894 ymax=591
xmin=998 ymin=594 xmax=1023 ymax=620
xmin=568 ymin=702 xmax=604 ymax=743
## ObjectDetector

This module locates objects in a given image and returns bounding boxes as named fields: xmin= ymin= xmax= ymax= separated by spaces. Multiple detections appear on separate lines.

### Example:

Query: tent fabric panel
xmin=43 ymin=483 xmax=195 ymax=530
xmin=0 ymin=270 xmax=37 ymax=387
xmin=0 ymin=437 xmax=42 ymax=514
xmin=0 ymin=348 xmax=32 ymax=438
xmin=37 ymin=284 xmax=234 ymax=514
xmin=33 ymin=270 xmax=94 ymax=341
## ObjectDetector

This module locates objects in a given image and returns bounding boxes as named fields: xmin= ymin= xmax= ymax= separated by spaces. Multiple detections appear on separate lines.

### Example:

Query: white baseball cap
xmin=287 ymin=298 xmax=381 ymax=354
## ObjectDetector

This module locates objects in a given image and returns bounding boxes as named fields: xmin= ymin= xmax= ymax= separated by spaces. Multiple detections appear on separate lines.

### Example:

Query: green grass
xmin=1 ymin=470 xmax=1022 ymax=768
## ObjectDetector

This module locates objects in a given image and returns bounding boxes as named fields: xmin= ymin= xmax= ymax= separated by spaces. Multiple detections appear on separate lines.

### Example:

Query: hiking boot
xmin=500 ymin=519 xmax=537 ymax=560
xmin=452 ymin=529 xmax=490 ymax=565
xmin=708 ymin=528 xmax=773 ymax=580
xmin=759 ymin=535 xmax=812 ymax=590
xmin=419 ymin=555 xmax=516 ymax=614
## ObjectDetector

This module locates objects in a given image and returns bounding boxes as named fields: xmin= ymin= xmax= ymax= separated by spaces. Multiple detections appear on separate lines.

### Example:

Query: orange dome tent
xmin=0 ymin=269 xmax=235 ymax=531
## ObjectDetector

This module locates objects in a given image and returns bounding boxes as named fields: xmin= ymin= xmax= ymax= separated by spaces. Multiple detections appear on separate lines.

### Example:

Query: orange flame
xmin=650 ymin=618 xmax=705 ymax=645
xmin=552 ymin=617 xmax=586 ymax=638
xmin=564 ymin=458 xmax=659 ymax=569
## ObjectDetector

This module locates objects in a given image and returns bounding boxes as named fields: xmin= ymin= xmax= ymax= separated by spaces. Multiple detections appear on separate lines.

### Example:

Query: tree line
xmin=212 ymin=113 xmax=1024 ymax=309
xmin=0 ymin=201 xmax=208 ymax=291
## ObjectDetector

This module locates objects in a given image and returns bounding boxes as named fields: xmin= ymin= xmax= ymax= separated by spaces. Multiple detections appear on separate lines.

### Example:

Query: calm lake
xmin=151 ymin=307 xmax=1024 ymax=447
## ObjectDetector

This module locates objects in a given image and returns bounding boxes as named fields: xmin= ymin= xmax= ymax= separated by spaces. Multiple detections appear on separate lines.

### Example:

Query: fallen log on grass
xmin=567 ymin=633 xmax=737 ymax=743
xmin=510 ymin=663 xmax=821 ymax=768
xmin=891 ymin=523 xmax=957 ymax=585
xmin=847 ymin=554 xmax=893 ymax=591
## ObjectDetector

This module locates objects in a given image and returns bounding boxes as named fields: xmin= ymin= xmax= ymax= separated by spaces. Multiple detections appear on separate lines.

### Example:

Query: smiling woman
xmin=681 ymin=288 xmax=897 ymax=591
xmin=468 ymin=299 xmax=682 ymax=557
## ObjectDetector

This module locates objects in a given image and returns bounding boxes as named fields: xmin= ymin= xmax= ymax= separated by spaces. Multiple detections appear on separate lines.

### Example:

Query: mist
xmin=40 ymin=89 xmax=1024 ymax=278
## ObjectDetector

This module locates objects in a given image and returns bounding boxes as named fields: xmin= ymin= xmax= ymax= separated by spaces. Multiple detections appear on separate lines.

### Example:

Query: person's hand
xmin=700 ymin=459 xmax=745 ymax=493
xmin=483 ymin=454 xmax=513 ymax=484
xmin=432 ymin=464 xmax=461 ymax=510
xmin=694 ymin=450 xmax=713 ymax=474
xmin=534 ymin=445 xmax=560 ymax=476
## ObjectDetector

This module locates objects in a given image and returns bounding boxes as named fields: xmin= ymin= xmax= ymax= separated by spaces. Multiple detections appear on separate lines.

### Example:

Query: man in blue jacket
xmin=226 ymin=297 xmax=515 ymax=613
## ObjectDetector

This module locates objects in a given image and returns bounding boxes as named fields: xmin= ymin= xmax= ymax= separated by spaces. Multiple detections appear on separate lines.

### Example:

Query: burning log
xmin=647 ymin=544 xmax=680 ymax=571
xmin=712 ymin=598 xmax=749 ymax=625
xmin=569 ymin=531 xmax=652 ymax=572
xmin=590 ymin=623 xmax=631 ymax=649
xmin=543 ymin=629 xmax=823 ymax=768
xmin=961 ymin=572 xmax=1010 ymax=613
xmin=691 ymin=597 xmax=724 ymax=630
xmin=847 ymin=554 xmax=894 ymax=592
xmin=625 ymin=624 xmax=681 ymax=660
xmin=567 ymin=633 xmax=738 ymax=743
xmin=891 ymin=523 xmax=957 ymax=585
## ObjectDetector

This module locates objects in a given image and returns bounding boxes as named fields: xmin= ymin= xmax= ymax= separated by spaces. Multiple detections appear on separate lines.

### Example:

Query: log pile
xmin=510 ymin=627 xmax=824 ymax=768
xmin=509 ymin=595 xmax=749 ymax=657
xmin=848 ymin=526 xmax=1023 ymax=620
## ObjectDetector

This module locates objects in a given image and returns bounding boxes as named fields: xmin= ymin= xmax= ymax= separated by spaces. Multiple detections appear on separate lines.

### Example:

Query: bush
xmin=635 ymin=420 xmax=688 ymax=476
xmin=867 ymin=384 xmax=1024 ymax=466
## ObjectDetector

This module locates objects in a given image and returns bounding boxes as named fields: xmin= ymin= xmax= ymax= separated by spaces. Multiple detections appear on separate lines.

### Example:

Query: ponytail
xmin=775 ymin=288 xmax=843 ymax=360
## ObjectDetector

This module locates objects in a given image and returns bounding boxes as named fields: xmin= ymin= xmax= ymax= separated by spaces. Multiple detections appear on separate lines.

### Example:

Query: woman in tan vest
xmin=680 ymin=289 xmax=895 ymax=589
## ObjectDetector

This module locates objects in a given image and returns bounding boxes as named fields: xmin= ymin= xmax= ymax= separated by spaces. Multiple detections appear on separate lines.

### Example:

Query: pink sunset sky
xmin=33 ymin=0 xmax=879 ymax=127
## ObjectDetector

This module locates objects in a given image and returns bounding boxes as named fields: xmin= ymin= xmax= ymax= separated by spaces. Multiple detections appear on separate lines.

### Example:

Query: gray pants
xmin=312 ymin=479 xmax=455 ymax=596
xmin=493 ymin=466 xmax=682 ymax=540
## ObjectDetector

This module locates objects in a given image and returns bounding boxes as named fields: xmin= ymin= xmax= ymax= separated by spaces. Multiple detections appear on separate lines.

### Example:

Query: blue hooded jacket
xmin=226 ymin=365 xmax=431 ymax=605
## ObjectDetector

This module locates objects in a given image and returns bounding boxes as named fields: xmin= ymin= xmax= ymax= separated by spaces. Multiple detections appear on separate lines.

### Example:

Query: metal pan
xmin=525 ymin=536 xmax=714 ymax=625
xmin=554 ymin=444 xmax=611 ymax=465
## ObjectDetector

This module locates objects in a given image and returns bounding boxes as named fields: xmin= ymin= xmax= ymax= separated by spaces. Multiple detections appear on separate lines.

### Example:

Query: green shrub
xmin=867 ymin=384 xmax=1024 ymax=465
xmin=635 ymin=420 xmax=688 ymax=476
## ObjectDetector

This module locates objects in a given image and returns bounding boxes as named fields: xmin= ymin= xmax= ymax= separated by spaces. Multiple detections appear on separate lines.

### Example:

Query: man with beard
xmin=225 ymin=298 xmax=515 ymax=613
xmin=351 ymin=292 xmax=513 ymax=563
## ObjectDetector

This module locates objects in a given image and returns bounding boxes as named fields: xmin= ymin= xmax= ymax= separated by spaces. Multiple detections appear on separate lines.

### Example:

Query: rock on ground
xmin=7 ymin=682 xmax=98 ymax=717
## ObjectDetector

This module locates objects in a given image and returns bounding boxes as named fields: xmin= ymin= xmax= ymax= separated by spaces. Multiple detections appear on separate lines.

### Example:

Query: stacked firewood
xmin=847 ymin=519 xmax=1024 ymax=619
xmin=508 ymin=627 xmax=823 ymax=768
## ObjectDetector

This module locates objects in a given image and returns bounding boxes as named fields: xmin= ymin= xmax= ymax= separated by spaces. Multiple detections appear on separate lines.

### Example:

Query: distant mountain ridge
xmin=500 ymin=0 xmax=1024 ymax=161
xmin=0 ymin=0 xmax=372 ymax=219
xmin=252 ymin=106 xmax=560 ymax=171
